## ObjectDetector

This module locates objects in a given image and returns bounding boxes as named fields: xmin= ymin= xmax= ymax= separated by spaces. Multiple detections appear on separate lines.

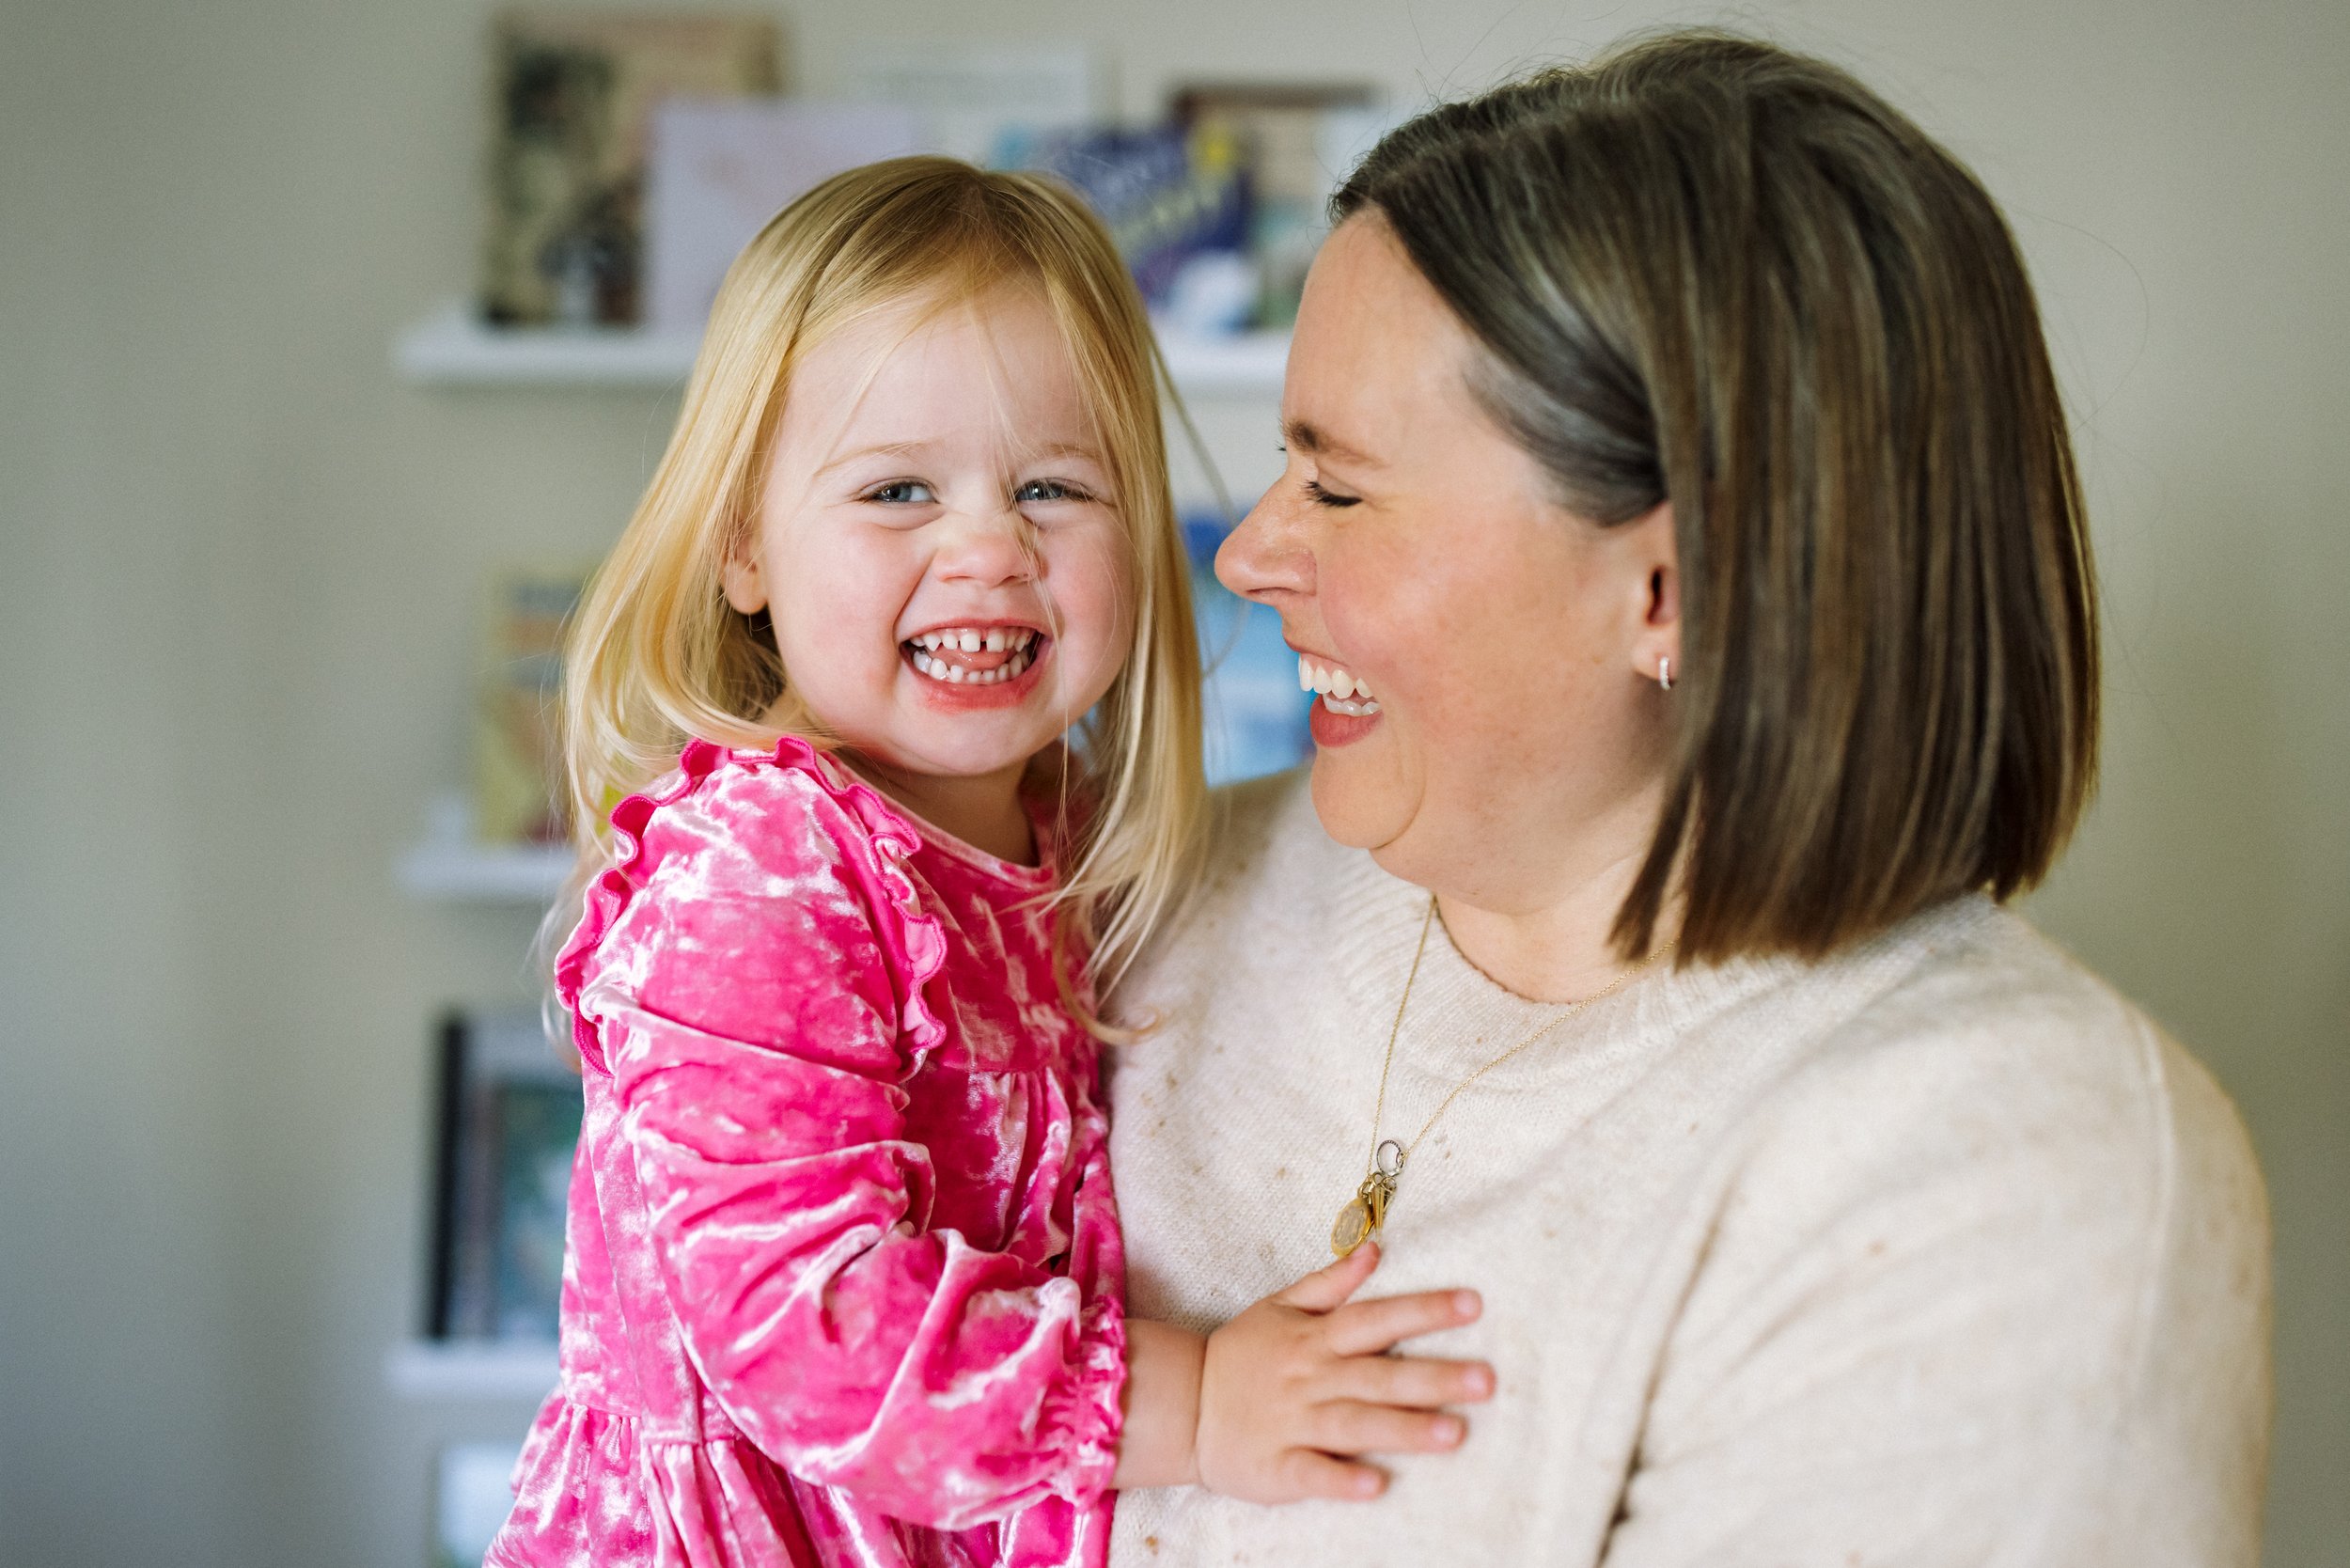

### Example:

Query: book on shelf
xmin=474 ymin=563 xmax=590 ymax=849
xmin=1168 ymin=83 xmax=1395 ymax=330
xmin=427 ymin=1007 xmax=582 ymax=1344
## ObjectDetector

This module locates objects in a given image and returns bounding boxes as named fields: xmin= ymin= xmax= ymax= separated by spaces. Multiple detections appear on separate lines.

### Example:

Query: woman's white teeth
xmin=1297 ymin=655 xmax=1379 ymax=713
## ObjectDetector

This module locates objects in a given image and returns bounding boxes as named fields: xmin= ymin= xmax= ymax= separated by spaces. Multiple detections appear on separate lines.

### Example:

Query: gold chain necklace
xmin=1330 ymin=896 xmax=1676 ymax=1259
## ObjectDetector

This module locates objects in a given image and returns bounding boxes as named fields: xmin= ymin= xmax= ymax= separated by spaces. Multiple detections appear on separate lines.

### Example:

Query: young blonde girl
xmin=487 ymin=160 xmax=1491 ymax=1568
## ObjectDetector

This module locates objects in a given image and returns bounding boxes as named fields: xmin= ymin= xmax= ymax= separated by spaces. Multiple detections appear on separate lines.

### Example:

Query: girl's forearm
xmin=1113 ymin=1318 xmax=1206 ymax=1490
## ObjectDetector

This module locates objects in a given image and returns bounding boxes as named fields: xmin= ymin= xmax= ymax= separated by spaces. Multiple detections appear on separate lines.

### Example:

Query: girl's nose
xmin=937 ymin=507 xmax=1038 ymax=588
xmin=1215 ymin=491 xmax=1312 ymax=605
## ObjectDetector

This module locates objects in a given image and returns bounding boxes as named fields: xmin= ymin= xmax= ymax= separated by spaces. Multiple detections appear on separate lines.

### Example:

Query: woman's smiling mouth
xmin=1298 ymin=653 xmax=1380 ymax=716
xmin=1298 ymin=652 xmax=1383 ymax=746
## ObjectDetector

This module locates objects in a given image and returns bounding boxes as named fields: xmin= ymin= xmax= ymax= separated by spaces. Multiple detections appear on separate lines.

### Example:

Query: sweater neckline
xmin=1314 ymin=825 xmax=2002 ymax=1082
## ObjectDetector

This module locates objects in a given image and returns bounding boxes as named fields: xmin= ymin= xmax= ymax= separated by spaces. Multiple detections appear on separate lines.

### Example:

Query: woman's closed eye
xmin=1302 ymin=478 xmax=1362 ymax=509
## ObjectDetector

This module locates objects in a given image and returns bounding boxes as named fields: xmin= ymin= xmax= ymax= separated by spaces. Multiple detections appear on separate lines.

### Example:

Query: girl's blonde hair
xmin=560 ymin=157 xmax=1205 ymax=1018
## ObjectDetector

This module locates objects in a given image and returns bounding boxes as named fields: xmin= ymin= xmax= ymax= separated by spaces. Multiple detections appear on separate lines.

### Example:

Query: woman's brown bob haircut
xmin=1336 ymin=31 xmax=2099 ymax=964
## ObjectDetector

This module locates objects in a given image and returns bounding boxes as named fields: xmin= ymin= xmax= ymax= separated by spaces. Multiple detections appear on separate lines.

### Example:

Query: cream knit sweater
xmin=1104 ymin=771 xmax=2269 ymax=1568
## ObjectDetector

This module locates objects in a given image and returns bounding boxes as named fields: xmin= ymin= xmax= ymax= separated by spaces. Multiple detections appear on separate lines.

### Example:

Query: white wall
xmin=1 ymin=2 xmax=2341 ymax=1564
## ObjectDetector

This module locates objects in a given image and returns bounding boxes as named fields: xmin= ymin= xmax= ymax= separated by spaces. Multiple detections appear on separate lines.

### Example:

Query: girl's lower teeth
xmin=1322 ymin=695 xmax=1380 ymax=717
xmin=912 ymin=648 xmax=1033 ymax=685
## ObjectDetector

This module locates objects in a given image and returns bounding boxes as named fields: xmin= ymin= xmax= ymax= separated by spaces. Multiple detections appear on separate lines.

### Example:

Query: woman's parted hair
xmin=1337 ymin=31 xmax=2099 ymax=964
xmin=560 ymin=157 xmax=1205 ymax=1012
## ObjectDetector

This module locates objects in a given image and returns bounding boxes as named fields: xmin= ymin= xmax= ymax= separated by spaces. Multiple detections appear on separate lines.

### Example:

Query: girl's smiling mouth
xmin=902 ymin=622 xmax=1051 ymax=704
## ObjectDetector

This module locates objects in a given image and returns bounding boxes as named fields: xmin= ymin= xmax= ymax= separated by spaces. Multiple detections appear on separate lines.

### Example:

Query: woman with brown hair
xmin=1105 ymin=32 xmax=2269 ymax=1567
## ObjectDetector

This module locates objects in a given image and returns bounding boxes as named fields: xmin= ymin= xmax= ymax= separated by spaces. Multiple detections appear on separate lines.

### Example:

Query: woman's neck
xmin=1433 ymin=844 xmax=1679 ymax=1003
xmin=840 ymin=751 xmax=1037 ymax=867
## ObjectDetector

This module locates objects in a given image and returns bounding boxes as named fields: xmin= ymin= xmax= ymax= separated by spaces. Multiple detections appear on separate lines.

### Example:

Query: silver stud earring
xmin=1657 ymin=655 xmax=1674 ymax=692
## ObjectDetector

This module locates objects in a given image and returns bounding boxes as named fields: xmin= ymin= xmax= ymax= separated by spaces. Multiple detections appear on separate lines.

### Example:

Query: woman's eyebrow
xmin=1282 ymin=417 xmax=1383 ymax=468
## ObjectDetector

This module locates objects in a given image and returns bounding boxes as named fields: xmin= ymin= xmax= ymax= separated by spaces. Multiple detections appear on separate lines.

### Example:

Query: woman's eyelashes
xmin=1302 ymin=477 xmax=1361 ymax=509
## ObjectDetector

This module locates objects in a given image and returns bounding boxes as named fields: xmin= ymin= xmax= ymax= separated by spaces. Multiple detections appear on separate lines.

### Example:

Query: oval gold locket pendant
xmin=1330 ymin=1141 xmax=1407 ymax=1258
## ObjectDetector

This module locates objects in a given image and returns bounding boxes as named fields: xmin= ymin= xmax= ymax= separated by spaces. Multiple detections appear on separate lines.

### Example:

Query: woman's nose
xmin=1215 ymin=491 xmax=1312 ymax=605
xmin=936 ymin=507 xmax=1038 ymax=588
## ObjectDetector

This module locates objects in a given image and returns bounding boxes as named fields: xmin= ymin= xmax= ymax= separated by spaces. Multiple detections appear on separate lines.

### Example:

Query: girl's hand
xmin=1196 ymin=1244 xmax=1493 ymax=1503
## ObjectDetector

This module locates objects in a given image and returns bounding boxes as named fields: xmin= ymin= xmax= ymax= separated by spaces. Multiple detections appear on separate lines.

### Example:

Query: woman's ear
xmin=1624 ymin=500 xmax=1680 ymax=683
xmin=720 ymin=533 xmax=768 ymax=616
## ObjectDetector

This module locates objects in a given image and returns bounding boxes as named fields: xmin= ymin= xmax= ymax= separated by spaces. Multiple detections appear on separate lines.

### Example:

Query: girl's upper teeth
xmin=914 ymin=627 xmax=1036 ymax=652
xmin=1298 ymin=655 xmax=1374 ymax=702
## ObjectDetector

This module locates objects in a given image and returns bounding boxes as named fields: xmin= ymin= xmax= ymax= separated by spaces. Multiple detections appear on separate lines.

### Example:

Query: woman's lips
xmin=1308 ymin=697 xmax=1382 ymax=747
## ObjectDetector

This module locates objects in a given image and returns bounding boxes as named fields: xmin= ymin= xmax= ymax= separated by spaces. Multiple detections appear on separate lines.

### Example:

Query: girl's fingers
xmin=1275 ymin=1447 xmax=1389 ymax=1502
xmin=1311 ymin=1399 xmax=1470 ymax=1456
xmin=1327 ymin=1353 xmax=1496 ymax=1409
xmin=1323 ymin=1287 xmax=1482 ymax=1356
xmin=1272 ymin=1241 xmax=1382 ymax=1312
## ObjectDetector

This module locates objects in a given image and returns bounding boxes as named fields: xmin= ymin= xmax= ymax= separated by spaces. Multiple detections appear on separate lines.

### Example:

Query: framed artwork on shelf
xmin=481 ymin=9 xmax=784 ymax=327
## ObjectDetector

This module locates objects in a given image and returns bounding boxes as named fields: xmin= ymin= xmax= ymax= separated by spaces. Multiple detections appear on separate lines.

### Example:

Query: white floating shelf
xmin=395 ymin=305 xmax=699 ymax=388
xmin=385 ymin=1339 xmax=560 ymax=1402
xmin=394 ymin=303 xmax=1287 ymax=398
xmin=400 ymin=838 xmax=573 ymax=904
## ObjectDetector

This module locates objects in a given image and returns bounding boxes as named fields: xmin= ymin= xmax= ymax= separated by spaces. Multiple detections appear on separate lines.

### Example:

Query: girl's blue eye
xmin=1015 ymin=478 xmax=1089 ymax=504
xmin=864 ymin=479 xmax=936 ymax=505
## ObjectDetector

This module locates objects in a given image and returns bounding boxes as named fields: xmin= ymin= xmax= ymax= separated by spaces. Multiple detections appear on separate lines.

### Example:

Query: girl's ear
xmin=720 ymin=535 xmax=767 ymax=616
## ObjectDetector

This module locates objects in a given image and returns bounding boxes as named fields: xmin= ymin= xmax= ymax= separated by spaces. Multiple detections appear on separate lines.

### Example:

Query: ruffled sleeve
xmin=556 ymin=737 xmax=1126 ymax=1530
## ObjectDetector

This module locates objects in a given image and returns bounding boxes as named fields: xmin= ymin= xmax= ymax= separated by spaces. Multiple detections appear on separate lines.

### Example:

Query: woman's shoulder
xmin=1660 ymin=903 xmax=2270 ymax=1559
xmin=1805 ymin=902 xmax=2251 ymax=1161
xmin=1762 ymin=900 xmax=2262 ymax=1219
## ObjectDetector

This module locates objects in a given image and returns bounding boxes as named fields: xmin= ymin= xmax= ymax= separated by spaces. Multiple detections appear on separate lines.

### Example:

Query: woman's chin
xmin=1307 ymin=740 xmax=1417 ymax=854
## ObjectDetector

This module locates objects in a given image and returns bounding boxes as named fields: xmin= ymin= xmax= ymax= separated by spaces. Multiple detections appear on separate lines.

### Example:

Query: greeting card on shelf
xmin=644 ymin=100 xmax=924 ymax=336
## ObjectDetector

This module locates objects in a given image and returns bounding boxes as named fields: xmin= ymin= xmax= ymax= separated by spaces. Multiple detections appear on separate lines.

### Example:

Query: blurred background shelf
xmin=384 ymin=1340 xmax=559 ymax=1403
xmin=400 ymin=792 xmax=573 ymax=904
xmin=394 ymin=303 xmax=1290 ymax=397
xmin=399 ymin=839 xmax=573 ymax=904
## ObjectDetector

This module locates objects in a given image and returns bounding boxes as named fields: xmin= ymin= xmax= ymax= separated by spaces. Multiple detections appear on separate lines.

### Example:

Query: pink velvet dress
xmin=486 ymin=736 xmax=1125 ymax=1568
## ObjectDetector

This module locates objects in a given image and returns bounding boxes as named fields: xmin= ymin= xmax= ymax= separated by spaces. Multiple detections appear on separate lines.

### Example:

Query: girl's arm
xmin=576 ymin=765 xmax=1122 ymax=1531
xmin=1114 ymin=1246 xmax=1496 ymax=1499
